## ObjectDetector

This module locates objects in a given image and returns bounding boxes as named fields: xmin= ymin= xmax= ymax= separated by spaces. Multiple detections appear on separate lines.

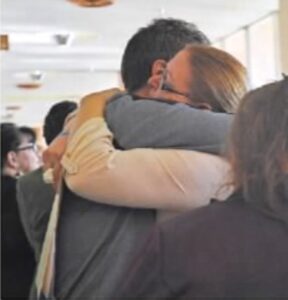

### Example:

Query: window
xmin=214 ymin=13 xmax=279 ymax=88
xmin=249 ymin=14 xmax=278 ymax=87
xmin=224 ymin=30 xmax=247 ymax=67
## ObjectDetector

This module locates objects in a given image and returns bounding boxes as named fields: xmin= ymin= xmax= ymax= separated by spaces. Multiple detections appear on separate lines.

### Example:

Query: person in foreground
xmin=117 ymin=78 xmax=288 ymax=299
xmin=38 ymin=20 xmax=237 ymax=300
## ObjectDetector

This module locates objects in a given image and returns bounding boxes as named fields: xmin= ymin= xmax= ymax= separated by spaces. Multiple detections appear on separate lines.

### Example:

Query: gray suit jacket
xmin=34 ymin=93 xmax=233 ymax=299
xmin=17 ymin=167 xmax=54 ymax=261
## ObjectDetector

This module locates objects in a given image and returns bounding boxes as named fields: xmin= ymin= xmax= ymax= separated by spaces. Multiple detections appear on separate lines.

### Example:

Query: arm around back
xmin=105 ymin=94 xmax=233 ymax=154
xmin=62 ymin=117 xmax=231 ymax=211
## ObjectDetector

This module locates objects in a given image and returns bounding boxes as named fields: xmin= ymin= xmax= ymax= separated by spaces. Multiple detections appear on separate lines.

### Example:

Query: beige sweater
xmin=61 ymin=117 xmax=232 ymax=218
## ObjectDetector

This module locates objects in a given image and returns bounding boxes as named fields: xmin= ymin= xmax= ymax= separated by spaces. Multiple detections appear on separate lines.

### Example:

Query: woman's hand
xmin=42 ymin=133 xmax=68 ymax=190
xmin=74 ymin=88 xmax=121 ymax=128
xmin=42 ymin=88 xmax=121 ymax=190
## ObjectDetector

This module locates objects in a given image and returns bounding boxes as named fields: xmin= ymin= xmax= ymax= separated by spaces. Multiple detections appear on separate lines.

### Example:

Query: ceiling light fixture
xmin=0 ymin=35 xmax=9 ymax=50
xmin=54 ymin=34 xmax=73 ymax=46
xmin=16 ymin=71 xmax=45 ymax=89
xmin=68 ymin=0 xmax=115 ymax=8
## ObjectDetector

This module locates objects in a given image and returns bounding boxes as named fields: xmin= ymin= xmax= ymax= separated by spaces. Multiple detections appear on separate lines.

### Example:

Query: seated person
xmin=117 ymin=78 xmax=288 ymax=298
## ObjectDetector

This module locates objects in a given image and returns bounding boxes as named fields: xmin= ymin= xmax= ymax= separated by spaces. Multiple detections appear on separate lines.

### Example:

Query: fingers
xmin=42 ymin=162 xmax=63 ymax=192
xmin=42 ymin=148 xmax=56 ymax=171
xmin=42 ymin=134 xmax=68 ymax=191
xmin=80 ymin=88 xmax=121 ymax=106
xmin=43 ymin=135 xmax=68 ymax=169
xmin=53 ymin=163 xmax=63 ymax=191
xmin=43 ymin=168 xmax=54 ymax=184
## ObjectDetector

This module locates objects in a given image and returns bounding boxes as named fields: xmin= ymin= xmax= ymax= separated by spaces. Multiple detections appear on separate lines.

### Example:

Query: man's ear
xmin=151 ymin=59 xmax=167 ymax=76
xmin=6 ymin=151 xmax=19 ymax=169
xmin=147 ymin=74 xmax=162 ymax=90
xmin=147 ymin=59 xmax=167 ymax=90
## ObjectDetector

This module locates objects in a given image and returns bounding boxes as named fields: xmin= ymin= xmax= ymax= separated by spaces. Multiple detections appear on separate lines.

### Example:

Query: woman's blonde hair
xmin=186 ymin=45 xmax=247 ymax=113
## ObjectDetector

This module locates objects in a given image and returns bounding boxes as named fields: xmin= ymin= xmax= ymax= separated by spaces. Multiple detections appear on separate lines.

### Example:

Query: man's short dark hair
xmin=1 ymin=123 xmax=21 ymax=170
xmin=19 ymin=126 xmax=37 ymax=143
xmin=43 ymin=101 xmax=77 ymax=145
xmin=121 ymin=18 xmax=210 ymax=93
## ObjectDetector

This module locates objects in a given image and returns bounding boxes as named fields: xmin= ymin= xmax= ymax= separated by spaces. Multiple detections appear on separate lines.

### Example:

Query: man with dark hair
xmin=44 ymin=101 xmax=77 ymax=145
xmin=18 ymin=126 xmax=41 ymax=174
xmin=1 ymin=123 xmax=36 ymax=300
xmin=121 ymin=18 xmax=210 ymax=93
xmin=106 ymin=19 xmax=230 ymax=154
xmin=17 ymin=101 xmax=77 ymax=261
xmin=19 ymin=126 xmax=37 ymax=143
xmin=1 ymin=123 xmax=21 ymax=174
xmin=41 ymin=19 xmax=235 ymax=300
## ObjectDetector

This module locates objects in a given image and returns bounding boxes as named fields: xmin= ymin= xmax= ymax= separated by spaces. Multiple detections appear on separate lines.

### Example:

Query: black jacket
xmin=119 ymin=192 xmax=288 ymax=299
xmin=1 ymin=175 xmax=36 ymax=299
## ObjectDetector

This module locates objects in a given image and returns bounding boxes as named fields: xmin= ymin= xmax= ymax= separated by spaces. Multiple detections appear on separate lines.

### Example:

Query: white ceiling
xmin=0 ymin=0 xmax=279 ymax=125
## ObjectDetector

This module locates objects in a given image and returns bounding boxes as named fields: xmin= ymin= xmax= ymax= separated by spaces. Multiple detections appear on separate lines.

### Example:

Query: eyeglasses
xmin=159 ymin=68 xmax=192 ymax=99
xmin=16 ymin=143 xmax=38 ymax=152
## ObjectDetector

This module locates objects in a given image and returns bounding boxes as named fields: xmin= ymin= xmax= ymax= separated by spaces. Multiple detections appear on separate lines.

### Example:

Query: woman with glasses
xmin=1 ymin=123 xmax=36 ymax=299
xmin=18 ymin=126 xmax=42 ymax=175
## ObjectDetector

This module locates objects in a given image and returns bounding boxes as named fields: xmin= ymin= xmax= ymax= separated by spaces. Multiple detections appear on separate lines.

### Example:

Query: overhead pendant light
xmin=16 ymin=71 xmax=45 ymax=89
xmin=68 ymin=0 xmax=115 ymax=7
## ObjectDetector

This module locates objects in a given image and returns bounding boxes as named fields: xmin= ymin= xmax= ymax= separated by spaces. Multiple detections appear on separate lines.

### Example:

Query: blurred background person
xmin=1 ymin=123 xmax=36 ymax=300
xmin=18 ymin=126 xmax=42 ymax=175
xmin=19 ymin=126 xmax=37 ymax=144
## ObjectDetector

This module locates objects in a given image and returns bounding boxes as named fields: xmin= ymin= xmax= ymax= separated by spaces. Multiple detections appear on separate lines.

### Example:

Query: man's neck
xmin=132 ymin=86 xmax=151 ymax=98
xmin=2 ymin=166 xmax=18 ymax=178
